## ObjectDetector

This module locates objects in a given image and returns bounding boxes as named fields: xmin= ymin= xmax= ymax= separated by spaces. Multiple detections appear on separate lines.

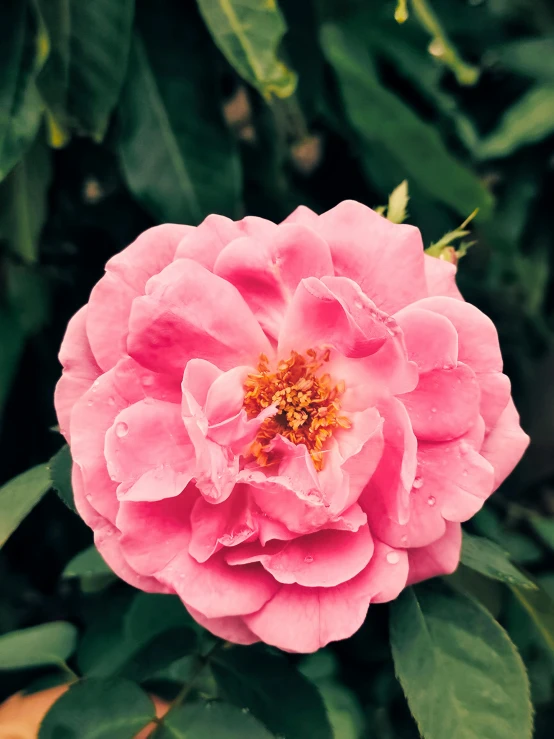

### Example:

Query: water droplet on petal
xmin=144 ymin=397 xmax=155 ymax=405
xmin=354 ymin=300 xmax=363 ymax=310
xmin=87 ymin=400 xmax=93 ymax=406
xmin=427 ymin=496 xmax=436 ymax=506
xmin=431 ymin=407 xmax=437 ymax=413
xmin=304 ymin=555 xmax=314 ymax=564
xmin=91 ymin=379 xmax=100 ymax=392
xmin=143 ymin=375 xmax=154 ymax=386
xmin=115 ymin=422 xmax=129 ymax=438
xmin=386 ymin=551 xmax=400 ymax=564
xmin=412 ymin=477 xmax=423 ymax=490
xmin=107 ymin=396 xmax=115 ymax=406
xmin=400 ymin=535 xmax=408 ymax=545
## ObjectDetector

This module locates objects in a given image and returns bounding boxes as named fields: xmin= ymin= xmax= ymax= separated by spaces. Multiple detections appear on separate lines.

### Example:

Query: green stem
xmin=410 ymin=0 xmax=479 ymax=85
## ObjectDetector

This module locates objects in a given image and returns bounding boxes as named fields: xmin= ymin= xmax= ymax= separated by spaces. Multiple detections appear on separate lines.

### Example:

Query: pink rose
xmin=55 ymin=201 xmax=529 ymax=653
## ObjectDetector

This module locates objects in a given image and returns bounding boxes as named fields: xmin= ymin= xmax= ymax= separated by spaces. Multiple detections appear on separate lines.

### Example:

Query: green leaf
xmin=35 ymin=0 xmax=135 ymax=144
xmin=0 ymin=0 xmax=44 ymax=180
xmin=511 ymin=584 xmax=554 ymax=656
xmin=212 ymin=645 xmax=333 ymax=739
xmin=318 ymin=683 xmax=365 ymax=739
xmin=63 ymin=545 xmax=116 ymax=591
xmin=39 ymin=678 xmax=155 ymax=739
xmin=48 ymin=444 xmax=76 ymax=513
xmin=117 ymin=0 xmax=241 ymax=224
xmin=125 ymin=593 xmax=200 ymax=644
xmin=460 ymin=532 xmax=537 ymax=590
xmin=390 ymin=583 xmax=533 ymax=739
xmin=0 ymin=463 xmax=51 ymax=547
xmin=155 ymin=700 xmax=274 ymax=739
xmin=320 ymin=22 xmax=493 ymax=219
xmin=0 ymin=622 xmax=77 ymax=670
xmin=529 ymin=514 xmax=554 ymax=551
xmin=0 ymin=132 xmax=52 ymax=262
xmin=116 ymin=628 xmax=198 ymax=684
xmin=477 ymin=86 xmax=554 ymax=160
xmin=196 ymin=0 xmax=297 ymax=100
xmin=494 ymin=37 xmax=554 ymax=83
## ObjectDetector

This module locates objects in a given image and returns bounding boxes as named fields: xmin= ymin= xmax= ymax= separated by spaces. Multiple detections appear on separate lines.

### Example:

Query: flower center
xmin=243 ymin=349 xmax=350 ymax=471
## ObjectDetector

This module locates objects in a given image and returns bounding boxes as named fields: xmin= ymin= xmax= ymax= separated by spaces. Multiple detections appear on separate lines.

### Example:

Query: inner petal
xmin=243 ymin=349 xmax=350 ymax=471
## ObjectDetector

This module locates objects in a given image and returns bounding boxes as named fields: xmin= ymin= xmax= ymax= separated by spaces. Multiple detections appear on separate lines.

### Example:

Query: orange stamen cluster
xmin=243 ymin=349 xmax=350 ymax=471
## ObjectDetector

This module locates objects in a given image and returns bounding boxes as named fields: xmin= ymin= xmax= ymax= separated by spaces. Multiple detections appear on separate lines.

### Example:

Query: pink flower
xmin=55 ymin=201 xmax=529 ymax=653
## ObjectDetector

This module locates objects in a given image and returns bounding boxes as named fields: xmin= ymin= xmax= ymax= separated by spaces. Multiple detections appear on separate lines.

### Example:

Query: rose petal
xmin=406 ymin=521 xmax=462 ymax=585
xmin=185 ymin=606 xmax=258 ymax=645
xmin=424 ymin=254 xmax=463 ymax=300
xmin=128 ymin=258 xmax=272 ymax=375
xmin=481 ymin=399 xmax=530 ymax=487
xmin=394 ymin=307 xmax=458 ymax=373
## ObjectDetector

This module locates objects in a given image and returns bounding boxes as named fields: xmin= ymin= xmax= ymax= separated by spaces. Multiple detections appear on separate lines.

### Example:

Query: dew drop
xmin=400 ymin=535 xmax=408 ymax=545
xmin=431 ymin=407 xmax=437 ymax=413
xmin=242 ymin=708 xmax=250 ymax=715
xmin=107 ymin=396 xmax=115 ymax=406
xmin=144 ymin=397 xmax=155 ymax=405
xmin=354 ymin=300 xmax=363 ymax=310
xmin=87 ymin=400 xmax=93 ymax=406
xmin=91 ymin=379 xmax=100 ymax=392
xmin=304 ymin=555 xmax=314 ymax=564
xmin=142 ymin=375 xmax=154 ymax=387
xmin=462 ymin=469 xmax=468 ymax=477
xmin=412 ymin=477 xmax=423 ymax=490
xmin=427 ymin=496 xmax=436 ymax=506
xmin=115 ymin=421 xmax=129 ymax=438
xmin=386 ymin=552 xmax=400 ymax=564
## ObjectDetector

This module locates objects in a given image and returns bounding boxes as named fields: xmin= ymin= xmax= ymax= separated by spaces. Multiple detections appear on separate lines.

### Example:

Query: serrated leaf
xmin=477 ymin=85 xmax=554 ymax=160
xmin=39 ymin=678 xmax=155 ymax=739
xmin=390 ymin=583 xmax=533 ymax=739
xmin=460 ymin=532 xmax=537 ymax=590
xmin=0 ymin=463 xmax=51 ymax=547
xmin=197 ymin=0 xmax=297 ymax=100
xmin=511 ymin=584 xmax=554 ymax=656
xmin=0 ymin=0 xmax=44 ymax=180
xmin=320 ymin=22 xmax=493 ymax=219
xmin=117 ymin=0 xmax=241 ymax=224
xmin=49 ymin=444 xmax=76 ymax=513
xmin=35 ymin=0 xmax=135 ymax=143
xmin=155 ymin=700 xmax=274 ymax=739
xmin=212 ymin=645 xmax=333 ymax=739
xmin=0 ymin=622 xmax=77 ymax=670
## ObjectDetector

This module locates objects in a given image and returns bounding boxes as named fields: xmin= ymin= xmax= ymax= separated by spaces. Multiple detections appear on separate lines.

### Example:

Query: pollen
xmin=243 ymin=349 xmax=351 ymax=471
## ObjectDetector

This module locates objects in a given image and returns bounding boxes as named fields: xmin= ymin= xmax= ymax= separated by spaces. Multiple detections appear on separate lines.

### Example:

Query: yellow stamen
xmin=243 ymin=350 xmax=350 ymax=471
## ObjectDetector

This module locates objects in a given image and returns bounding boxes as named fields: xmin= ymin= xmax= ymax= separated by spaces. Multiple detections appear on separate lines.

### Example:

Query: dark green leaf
xmin=36 ymin=0 xmax=135 ymax=143
xmin=0 ymin=622 xmax=77 ymax=670
xmin=390 ymin=583 xmax=533 ymax=739
xmin=529 ymin=514 xmax=554 ymax=551
xmin=117 ymin=0 xmax=241 ymax=225
xmin=0 ymin=463 xmax=51 ymax=547
xmin=477 ymin=86 xmax=554 ymax=160
xmin=511 ymin=584 xmax=554 ymax=656
xmin=0 ymin=132 xmax=52 ymax=262
xmin=0 ymin=0 xmax=44 ymax=180
xmin=125 ymin=593 xmax=200 ymax=644
xmin=39 ymin=678 xmax=155 ymax=739
xmin=461 ymin=532 xmax=537 ymax=589
xmin=212 ymin=645 xmax=333 ymax=739
xmin=196 ymin=0 xmax=297 ymax=100
xmin=63 ymin=545 xmax=116 ymax=591
xmin=320 ymin=22 xmax=493 ymax=219
xmin=116 ymin=628 xmax=197 ymax=684
xmin=48 ymin=444 xmax=76 ymax=513
xmin=155 ymin=700 xmax=273 ymax=739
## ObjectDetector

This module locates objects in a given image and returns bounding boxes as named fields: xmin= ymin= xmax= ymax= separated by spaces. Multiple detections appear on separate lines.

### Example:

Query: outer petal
xmin=481 ymin=399 xmax=530 ymax=486
xmin=175 ymin=214 xmax=276 ymax=270
xmin=55 ymin=306 xmax=101 ymax=441
xmin=128 ymin=259 xmax=272 ymax=375
xmin=310 ymin=200 xmax=428 ymax=314
xmin=399 ymin=363 xmax=481 ymax=441
xmin=104 ymin=400 xmax=194 ymax=502
xmin=424 ymin=254 xmax=463 ymax=300
xmin=214 ymin=223 xmax=334 ymax=339
xmin=478 ymin=371 xmax=511 ymax=431
xmin=406 ymin=521 xmax=462 ymax=585
xmin=394 ymin=307 xmax=458 ymax=373
xmin=185 ymin=606 xmax=258 ymax=645
xmin=412 ymin=296 xmax=502 ymax=373
xmin=226 ymin=525 xmax=374 ymax=587
xmin=279 ymin=276 xmax=391 ymax=359
xmin=87 ymin=224 xmax=191 ymax=370
xmin=244 ymin=540 xmax=408 ymax=652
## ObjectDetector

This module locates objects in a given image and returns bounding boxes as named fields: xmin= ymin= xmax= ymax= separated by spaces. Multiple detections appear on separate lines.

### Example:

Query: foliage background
xmin=1 ymin=0 xmax=554 ymax=736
